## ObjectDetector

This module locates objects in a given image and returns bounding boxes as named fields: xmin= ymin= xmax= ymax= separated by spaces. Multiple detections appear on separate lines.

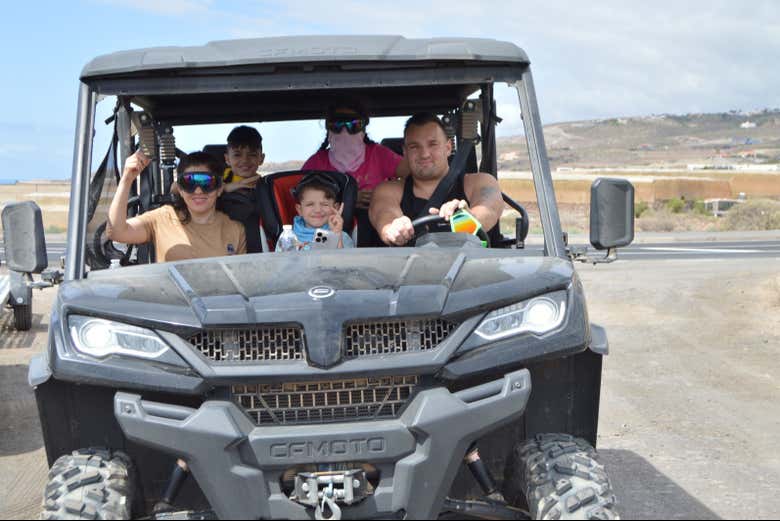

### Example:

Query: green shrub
xmin=721 ymin=199 xmax=780 ymax=231
xmin=45 ymin=225 xmax=66 ymax=234
xmin=666 ymin=198 xmax=685 ymax=214
xmin=634 ymin=200 xmax=650 ymax=218
xmin=693 ymin=200 xmax=708 ymax=215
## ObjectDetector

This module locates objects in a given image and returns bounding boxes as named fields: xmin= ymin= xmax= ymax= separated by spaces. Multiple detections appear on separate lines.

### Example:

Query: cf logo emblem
xmin=308 ymin=286 xmax=335 ymax=299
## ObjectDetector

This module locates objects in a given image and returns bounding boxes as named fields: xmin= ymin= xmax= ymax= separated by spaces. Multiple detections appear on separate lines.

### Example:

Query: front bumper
xmin=115 ymin=369 xmax=531 ymax=519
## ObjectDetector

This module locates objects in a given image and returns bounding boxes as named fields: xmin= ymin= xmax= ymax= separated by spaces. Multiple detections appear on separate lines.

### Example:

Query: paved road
xmin=0 ymin=242 xmax=66 ymax=267
xmin=2 ymin=258 xmax=779 ymax=519
xmin=513 ymin=239 xmax=780 ymax=260
xmin=582 ymin=240 xmax=780 ymax=260
xmin=2 ymin=239 xmax=779 ymax=266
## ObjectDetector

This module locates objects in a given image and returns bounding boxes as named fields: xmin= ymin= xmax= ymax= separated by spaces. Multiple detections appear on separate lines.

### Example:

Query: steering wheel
xmin=410 ymin=214 xmax=491 ymax=247
xmin=89 ymin=196 xmax=140 ymax=269
xmin=411 ymin=214 xmax=448 ymax=238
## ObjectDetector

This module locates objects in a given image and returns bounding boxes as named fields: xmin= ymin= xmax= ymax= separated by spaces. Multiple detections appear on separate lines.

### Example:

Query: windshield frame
xmin=66 ymin=67 xmax=567 ymax=280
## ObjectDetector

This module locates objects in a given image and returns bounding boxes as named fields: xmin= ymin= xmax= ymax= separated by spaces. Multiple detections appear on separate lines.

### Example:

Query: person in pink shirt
xmin=302 ymin=102 xmax=409 ymax=246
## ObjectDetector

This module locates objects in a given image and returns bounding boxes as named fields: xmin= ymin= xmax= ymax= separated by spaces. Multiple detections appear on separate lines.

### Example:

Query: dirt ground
xmin=1 ymin=258 xmax=779 ymax=519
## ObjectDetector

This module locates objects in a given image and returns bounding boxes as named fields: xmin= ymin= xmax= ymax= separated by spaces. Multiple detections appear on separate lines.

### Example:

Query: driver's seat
xmin=257 ymin=170 xmax=358 ymax=248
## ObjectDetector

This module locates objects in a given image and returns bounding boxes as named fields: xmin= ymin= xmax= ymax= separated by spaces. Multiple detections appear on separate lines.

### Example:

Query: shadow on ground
xmin=0 ymin=311 xmax=46 ymax=349
xmin=601 ymin=449 xmax=720 ymax=520
xmin=0 ymin=364 xmax=43 ymax=456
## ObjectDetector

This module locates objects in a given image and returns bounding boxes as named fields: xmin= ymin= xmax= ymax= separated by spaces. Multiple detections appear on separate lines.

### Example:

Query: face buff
xmin=328 ymin=130 xmax=366 ymax=173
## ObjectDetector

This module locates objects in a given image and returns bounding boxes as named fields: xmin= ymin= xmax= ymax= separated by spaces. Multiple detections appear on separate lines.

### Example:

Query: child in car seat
xmin=223 ymin=126 xmax=264 ymax=193
xmin=284 ymin=174 xmax=354 ymax=250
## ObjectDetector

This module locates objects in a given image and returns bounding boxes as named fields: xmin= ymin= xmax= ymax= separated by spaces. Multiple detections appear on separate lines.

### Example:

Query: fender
xmin=589 ymin=323 xmax=609 ymax=355
xmin=29 ymin=352 xmax=52 ymax=386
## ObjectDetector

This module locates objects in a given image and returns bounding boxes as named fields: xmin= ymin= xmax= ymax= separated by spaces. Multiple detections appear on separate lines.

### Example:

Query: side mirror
xmin=2 ymin=201 xmax=48 ymax=274
xmin=589 ymin=178 xmax=634 ymax=250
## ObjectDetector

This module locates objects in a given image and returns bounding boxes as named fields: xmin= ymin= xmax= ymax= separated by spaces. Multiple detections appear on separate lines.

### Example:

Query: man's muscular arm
xmin=369 ymin=180 xmax=414 ymax=246
xmin=463 ymin=173 xmax=504 ymax=231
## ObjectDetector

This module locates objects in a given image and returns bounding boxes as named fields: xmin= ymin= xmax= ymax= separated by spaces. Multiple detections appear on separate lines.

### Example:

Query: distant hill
xmin=497 ymin=109 xmax=780 ymax=171
xmin=260 ymin=159 xmax=304 ymax=173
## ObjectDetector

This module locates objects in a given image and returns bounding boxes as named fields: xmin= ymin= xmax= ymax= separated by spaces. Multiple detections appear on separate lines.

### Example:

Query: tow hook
xmin=315 ymin=495 xmax=341 ymax=520
xmin=291 ymin=469 xmax=370 ymax=520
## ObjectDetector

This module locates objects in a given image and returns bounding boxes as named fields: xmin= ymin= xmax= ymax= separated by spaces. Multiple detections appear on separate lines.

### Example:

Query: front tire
xmin=13 ymin=303 xmax=32 ymax=331
xmin=42 ymin=448 xmax=134 ymax=520
xmin=504 ymin=434 xmax=619 ymax=520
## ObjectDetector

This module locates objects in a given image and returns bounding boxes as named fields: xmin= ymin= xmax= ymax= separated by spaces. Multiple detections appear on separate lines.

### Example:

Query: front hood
xmin=60 ymin=248 xmax=574 ymax=367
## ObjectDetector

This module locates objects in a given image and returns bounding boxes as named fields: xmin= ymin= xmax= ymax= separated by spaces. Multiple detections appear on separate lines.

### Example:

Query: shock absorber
xmin=158 ymin=125 xmax=176 ymax=195
xmin=137 ymin=113 xmax=158 ymax=160
xmin=465 ymin=444 xmax=506 ymax=503
xmin=154 ymin=459 xmax=190 ymax=514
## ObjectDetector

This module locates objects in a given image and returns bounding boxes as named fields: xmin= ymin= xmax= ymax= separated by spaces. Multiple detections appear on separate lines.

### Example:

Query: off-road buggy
xmin=21 ymin=36 xmax=634 ymax=520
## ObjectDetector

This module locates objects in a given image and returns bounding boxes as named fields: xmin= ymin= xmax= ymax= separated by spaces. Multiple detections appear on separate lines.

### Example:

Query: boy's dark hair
xmin=294 ymin=178 xmax=338 ymax=203
xmin=227 ymin=125 xmax=263 ymax=151
xmin=404 ymin=112 xmax=448 ymax=139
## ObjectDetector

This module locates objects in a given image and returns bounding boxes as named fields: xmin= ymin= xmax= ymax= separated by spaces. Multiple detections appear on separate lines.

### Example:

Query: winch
xmin=291 ymin=469 xmax=371 ymax=520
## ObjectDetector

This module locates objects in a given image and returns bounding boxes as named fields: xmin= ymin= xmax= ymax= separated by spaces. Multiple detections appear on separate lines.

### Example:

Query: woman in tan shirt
xmin=107 ymin=151 xmax=246 ymax=262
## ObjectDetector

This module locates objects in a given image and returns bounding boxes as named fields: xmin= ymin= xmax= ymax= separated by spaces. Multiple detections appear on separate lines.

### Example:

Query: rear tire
xmin=504 ymin=434 xmax=619 ymax=520
xmin=41 ymin=448 xmax=134 ymax=520
xmin=13 ymin=303 xmax=32 ymax=331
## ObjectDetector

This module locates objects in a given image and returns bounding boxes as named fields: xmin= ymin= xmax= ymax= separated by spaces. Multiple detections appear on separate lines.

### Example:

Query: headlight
xmin=474 ymin=291 xmax=567 ymax=341
xmin=68 ymin=315 xmax=170 ymax=360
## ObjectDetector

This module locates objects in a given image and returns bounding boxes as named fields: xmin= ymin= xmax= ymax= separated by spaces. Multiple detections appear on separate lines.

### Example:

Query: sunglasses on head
xmin=292 ymin=172 xmax=342 ymax=202
xmin=326 ymin=118 xmax=366 ymax=135
xmin=177 ymin=172 xmax=222 ymax=194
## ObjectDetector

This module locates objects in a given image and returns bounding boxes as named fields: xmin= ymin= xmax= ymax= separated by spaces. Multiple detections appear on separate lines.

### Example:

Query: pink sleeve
xmin=376 ymin=145 xmax=402 ymax=179
xmin=302 ymin=150 xmax=333 ymax=171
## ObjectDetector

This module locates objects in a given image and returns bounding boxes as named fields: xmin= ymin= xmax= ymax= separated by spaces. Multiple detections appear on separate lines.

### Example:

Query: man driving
xmin=369 ymin=112 xmax=504 ymax=246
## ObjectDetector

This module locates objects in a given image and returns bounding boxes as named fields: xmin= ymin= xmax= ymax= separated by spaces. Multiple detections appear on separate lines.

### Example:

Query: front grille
xmin=343 ymin=319 xmax=457 ymax=359
xmin=233 ymin=376 xmax=419 ymax=426
xmin=189 ymin=327 xmax=304 ymax=363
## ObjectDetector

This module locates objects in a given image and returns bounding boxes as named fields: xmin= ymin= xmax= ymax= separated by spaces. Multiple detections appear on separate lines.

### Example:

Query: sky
xmin=0 ymin=0 xmax=778 ymax=181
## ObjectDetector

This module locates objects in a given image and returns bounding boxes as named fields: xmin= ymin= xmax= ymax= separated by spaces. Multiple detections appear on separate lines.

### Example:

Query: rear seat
xmin=257 ymin=170 xmax=358 ymax=249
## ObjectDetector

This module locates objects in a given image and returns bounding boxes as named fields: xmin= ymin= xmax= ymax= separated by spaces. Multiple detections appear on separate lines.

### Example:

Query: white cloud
xmin=45 ymin=0 xmax=780 ymax=163
xmin=96 ymin=0 xmax=213 ymax=16
xmin=92 ymin=0 xmax=780 ymax=121
xmin=0 ymin=144 xmax=36 ymax=157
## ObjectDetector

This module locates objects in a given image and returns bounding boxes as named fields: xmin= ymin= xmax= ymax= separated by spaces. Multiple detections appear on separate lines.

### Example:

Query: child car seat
xmin=258 ymin=170 xmax=357 ymax=246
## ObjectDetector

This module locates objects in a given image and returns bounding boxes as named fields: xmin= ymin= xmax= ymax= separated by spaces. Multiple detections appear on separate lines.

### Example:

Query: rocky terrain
xmin=497 ymin=109 xmax=780 ymax=171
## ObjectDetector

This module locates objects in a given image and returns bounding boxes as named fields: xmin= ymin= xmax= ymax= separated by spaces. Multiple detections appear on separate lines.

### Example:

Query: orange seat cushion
xmin=271 ymin=174 xmax=304 ymax=226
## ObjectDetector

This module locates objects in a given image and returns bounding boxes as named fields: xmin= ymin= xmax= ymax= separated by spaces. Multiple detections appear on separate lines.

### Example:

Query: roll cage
xmin=67 ymin=36 xmax=566 ymax=280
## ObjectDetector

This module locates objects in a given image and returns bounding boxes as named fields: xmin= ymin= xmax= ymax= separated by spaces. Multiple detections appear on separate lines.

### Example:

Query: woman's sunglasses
xmin=326 ymin=118 xmax=366 ymax=135
xmin=177 ymin=172 xmax=222 ymax=194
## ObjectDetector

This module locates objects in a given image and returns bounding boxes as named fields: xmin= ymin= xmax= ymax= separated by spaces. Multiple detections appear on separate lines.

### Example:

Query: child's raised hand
xmin=328 ymin=203 xmax=344 ymax=234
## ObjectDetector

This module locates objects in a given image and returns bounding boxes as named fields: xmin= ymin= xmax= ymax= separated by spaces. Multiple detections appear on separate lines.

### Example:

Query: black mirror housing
xmin=589 ymin=178 xmax=635 ymax=250
xmin=2 ymin=201 xmax=48 ymax=274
